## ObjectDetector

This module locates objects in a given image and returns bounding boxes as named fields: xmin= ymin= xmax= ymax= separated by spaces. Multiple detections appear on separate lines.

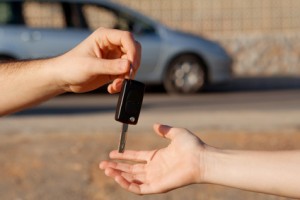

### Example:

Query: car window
xmin=23 ymin=2 xmax=65 ymax=28
xmin=82 ymin=4 xmax=120 ymax=30
xmin=61 ymin=3 xmax=88 ymax=29
xmin=0 ymin=3 xmax=11 ymax=24
xmin=82 ymin=4 xmax=155 ymax=34
xmin=0 ymin=2 xmax=24 ymax=25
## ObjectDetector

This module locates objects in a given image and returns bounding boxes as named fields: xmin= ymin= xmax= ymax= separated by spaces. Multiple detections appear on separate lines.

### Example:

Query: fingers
xmin=94 ymin=28 xmax=141 ymax=71
xmin=103 ymin=166 xmax=145 ymax=183
xmin=114 ymin=175 xmax=143 ymax=194
xmin=90 ymin=28 xmax=141 ymax=93
xmin=100 ymin=164 xmax=145 ymax=194
xmin=109 ymin=150 xmax=154 ymax=162
xmin=100 ymin=167 xmax=149 ymax=194
xmin=91 ymin=58 xmax=130 ymax=75
xmin=100 ymin=161 xmax=145 ymax=174
xmin=107 ymin=78 xmax=124 ymax=94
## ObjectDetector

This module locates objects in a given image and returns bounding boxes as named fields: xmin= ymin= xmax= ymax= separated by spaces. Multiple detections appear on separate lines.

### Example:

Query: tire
xmin=163 ymin=55 xmax=207 ymax=94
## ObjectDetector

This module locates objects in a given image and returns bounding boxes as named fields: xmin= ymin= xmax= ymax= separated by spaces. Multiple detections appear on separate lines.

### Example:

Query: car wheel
xmin=164 ymin=55 xmax=207 ymax=94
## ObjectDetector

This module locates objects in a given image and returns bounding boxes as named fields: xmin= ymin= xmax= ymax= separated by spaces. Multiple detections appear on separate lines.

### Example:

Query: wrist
xmin=47 ymin=54 xmax=73 ymax=93
xmin=197 ymin=144 xmax=225 ymax=184
xmin=43 ymin=56 xmax=66 ymax=94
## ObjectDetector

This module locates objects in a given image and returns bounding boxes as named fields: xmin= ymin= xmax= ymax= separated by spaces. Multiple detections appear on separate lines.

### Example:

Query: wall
xmin=115 ymin=0 xmax=300 ymax=76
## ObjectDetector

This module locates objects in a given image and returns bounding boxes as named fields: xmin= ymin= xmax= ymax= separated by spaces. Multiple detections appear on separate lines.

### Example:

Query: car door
xmin=18 ymin=27 xmax=90 ymax=59
xmin=20 ymin=1 xmax=90 ymax=59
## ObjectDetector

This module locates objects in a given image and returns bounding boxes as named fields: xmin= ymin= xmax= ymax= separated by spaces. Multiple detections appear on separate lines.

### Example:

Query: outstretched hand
xmin=100 ymin=124 xmax=206 ymax=194
xmin=102 ymin=125 xmax=300 ymax=198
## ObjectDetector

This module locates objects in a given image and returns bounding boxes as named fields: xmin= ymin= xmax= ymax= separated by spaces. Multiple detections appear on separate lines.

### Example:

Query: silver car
xmin=0 ymin=0 xmax=232 ymax=94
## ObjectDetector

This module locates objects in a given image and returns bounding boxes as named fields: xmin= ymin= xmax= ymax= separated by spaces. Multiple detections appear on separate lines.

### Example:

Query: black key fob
xmin=115 ymin=79 xmax=145 ymax=125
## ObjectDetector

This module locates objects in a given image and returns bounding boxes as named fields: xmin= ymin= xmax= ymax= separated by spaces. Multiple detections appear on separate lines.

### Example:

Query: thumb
xmin=153 ymin=123 xmax=181 ymax=140
xmin=107 ymin=78 xmax=124 ymax=94
xmin=91 ymin=58 xmax=130 ymax=75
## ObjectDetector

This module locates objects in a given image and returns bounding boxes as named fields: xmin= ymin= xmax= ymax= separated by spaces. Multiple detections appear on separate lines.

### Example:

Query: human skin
xmin=100 ymin=123 xmax=300 ymax=198
xmin=0 ymin=28 xmax=141 ymax=116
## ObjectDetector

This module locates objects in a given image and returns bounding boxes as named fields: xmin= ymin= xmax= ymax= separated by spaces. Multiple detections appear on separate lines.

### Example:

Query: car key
xmin=115 ymin=66 xmax=145 ymax=153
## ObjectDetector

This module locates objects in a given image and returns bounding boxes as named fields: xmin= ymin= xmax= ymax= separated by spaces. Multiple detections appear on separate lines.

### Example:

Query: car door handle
xmin=21 ymin=31 xmax=42 ymax=42
xmin=21 ymin=32 xmax=31 ymax=42
xmin=32 ymin=31 xmax=42 ymax=41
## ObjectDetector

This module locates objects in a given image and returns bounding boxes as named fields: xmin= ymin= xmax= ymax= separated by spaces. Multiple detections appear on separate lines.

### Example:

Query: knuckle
xmin=94 ymin=27 xmax=106 ymax=34
xmin=122 ymin=31 xmax=134 ymax=40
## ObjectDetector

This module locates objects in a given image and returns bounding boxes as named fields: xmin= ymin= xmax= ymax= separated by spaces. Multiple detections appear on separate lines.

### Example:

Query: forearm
xmin=0 ymin=58 xmax=64 ymax=116
xmin=202 ymin=147 xmax=300 ymax=198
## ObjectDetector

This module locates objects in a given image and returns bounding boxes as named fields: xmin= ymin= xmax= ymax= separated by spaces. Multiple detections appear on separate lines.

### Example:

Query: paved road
xmin=2 ymin=79 xmax=300 ymax=134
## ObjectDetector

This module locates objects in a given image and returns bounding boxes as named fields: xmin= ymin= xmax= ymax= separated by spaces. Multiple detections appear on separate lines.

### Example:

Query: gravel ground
xmin=1 ymin=89 xmax=299 ymax=200
xmin=0 ymin=128 xmax=299 ymax=200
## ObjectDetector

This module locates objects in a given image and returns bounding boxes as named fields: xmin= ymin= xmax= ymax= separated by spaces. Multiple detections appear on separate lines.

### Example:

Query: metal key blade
xmin=118 ymin=123 xmax=128 ymax=153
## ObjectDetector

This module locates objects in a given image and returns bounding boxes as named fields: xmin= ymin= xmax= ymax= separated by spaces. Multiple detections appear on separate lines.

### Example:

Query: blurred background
xmin=121 ymin=0 xmax=300 ymax=77
xmin=0 ymin=0 xmax=300 ymax=200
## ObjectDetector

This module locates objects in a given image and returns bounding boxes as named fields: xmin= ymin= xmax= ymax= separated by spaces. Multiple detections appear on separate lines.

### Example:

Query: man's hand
xmin=0 ymin=28 xmax=141 ymax=116
xmin=54 ymin=28 xmax=141 ymax=94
